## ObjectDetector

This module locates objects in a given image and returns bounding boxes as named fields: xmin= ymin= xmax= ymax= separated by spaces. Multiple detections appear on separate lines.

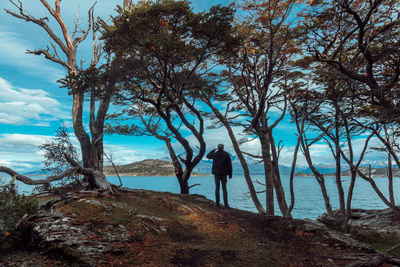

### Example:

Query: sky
xmin=0 ymin=0 xmax=390 ymax=173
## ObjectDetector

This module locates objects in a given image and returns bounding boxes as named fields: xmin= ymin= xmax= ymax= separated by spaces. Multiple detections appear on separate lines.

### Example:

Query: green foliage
xmin=101 ymin=0 xmax=238 ymax=100
xmin=36 ymin=124 xmax=83 ymax=194
xmin=0 ymin=183 xmax=38 ymax=235
xmin=100 ymin=0 xmax=239 ymax=189
xmin=40 ymin=124 xmax=79 ymax=175
xmin=102 ymin=0 xmax=237 ymax=58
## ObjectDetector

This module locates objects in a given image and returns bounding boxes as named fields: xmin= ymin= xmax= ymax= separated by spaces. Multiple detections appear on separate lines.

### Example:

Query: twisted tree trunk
xmin=6 ymin=0 xmax=113 ymax=191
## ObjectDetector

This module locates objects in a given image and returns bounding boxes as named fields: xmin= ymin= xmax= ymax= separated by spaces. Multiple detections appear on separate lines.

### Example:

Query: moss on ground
xmin=351 ymin=229 xmax=400 ymax=257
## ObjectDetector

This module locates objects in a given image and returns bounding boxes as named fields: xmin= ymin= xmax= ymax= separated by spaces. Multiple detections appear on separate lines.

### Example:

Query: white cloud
xmin=0 ymin=133 xmax=49 ymax=147
xmin=0 ymin=77 xmax=68 ymax=125
xmin=0 ymin=30 xmax=65 ymax=82
xmin=0 ymin=159 xmax=11 ymax=166
xmin=0 ymin=133 xmax=51 ymax=172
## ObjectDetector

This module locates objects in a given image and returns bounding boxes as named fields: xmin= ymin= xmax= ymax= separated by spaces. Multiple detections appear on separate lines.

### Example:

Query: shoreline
xmin=295 ymin=174 xmax=400 ymax=178
xmin=104 ymin=173 xmax=212 ymax=177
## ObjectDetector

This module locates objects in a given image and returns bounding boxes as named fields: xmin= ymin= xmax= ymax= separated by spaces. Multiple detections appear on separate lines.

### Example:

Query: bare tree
xmin=289 ymin=90 xmax=334 ymax=217
xmin=371 ymin=123 xmax=400 ymax=205
xmin=3 ymin=0 xmax=114 ymax=190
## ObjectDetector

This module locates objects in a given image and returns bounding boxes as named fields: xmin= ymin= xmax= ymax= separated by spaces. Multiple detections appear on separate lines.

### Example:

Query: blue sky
xmin=0 ymin=0 xmax=389 ymax=173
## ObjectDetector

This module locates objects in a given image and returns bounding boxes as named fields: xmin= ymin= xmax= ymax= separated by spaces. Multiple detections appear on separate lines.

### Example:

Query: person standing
xmin=206 ymin=144 xmax=232 ymax=208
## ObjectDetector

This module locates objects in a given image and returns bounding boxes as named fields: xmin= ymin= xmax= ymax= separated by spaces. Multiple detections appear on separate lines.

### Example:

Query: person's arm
xmin=227 ymin=153 xmax=232 ymax=178
xmin=206 ymin=149 xmax=217 ymax=159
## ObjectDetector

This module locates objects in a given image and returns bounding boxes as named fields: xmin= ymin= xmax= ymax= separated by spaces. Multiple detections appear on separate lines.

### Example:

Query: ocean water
xmin=7 ymin=174 xmax=400 ymax=219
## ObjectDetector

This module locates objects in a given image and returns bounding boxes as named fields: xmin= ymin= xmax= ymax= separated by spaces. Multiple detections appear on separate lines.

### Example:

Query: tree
xmin=101 ymin=0 xmax=238 ymax=194
xmin=303 ymin=0 xmax=400 ymax=122
xmin=369 ymin=123 xmax=400 ymax=205
xmin=301 ymin=0 xmax=400 ymax=215
xmin=289 ymin=87 xmax=335 ymax=217
xmin=3 ymin=0 xmax=115 ymax=191
xmin=290 ymin=70 xmax=377 ymax=219
xmin=208 ymin=0 xmax=304 ymax=217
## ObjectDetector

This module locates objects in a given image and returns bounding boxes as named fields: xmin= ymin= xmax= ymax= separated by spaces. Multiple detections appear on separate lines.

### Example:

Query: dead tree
xmin=5 ymin=0 xmax=114 ymax=190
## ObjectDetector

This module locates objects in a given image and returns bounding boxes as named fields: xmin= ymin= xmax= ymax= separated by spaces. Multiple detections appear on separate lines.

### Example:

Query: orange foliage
xmin=160 ymin=20 xmax=168 ymax=27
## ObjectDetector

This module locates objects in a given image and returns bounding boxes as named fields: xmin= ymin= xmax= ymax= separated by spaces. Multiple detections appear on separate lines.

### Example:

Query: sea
xmin=8 ymin=174 xmax=400 ymax=220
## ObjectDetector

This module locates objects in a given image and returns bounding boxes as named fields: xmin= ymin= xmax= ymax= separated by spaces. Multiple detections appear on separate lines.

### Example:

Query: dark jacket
xmin=206 ymin=150 xmax=232 ymax=177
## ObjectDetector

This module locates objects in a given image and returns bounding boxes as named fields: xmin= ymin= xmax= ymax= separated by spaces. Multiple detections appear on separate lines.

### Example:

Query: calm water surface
xmin=8 ymin=174 xmax=400 ymax=219
xmin=107 ymin=175 xmax=400 ymax=219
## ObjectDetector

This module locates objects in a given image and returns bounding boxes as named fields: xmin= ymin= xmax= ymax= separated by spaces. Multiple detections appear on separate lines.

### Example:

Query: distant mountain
xmin=193 ymin=157 xmax=266 ymax=175
xmin=104 ymin=159 xmax=175 ymax=176
xmin=104 ymin=157 xmax=284 ymax=177
xmin=104 ymin=159 xmax=204 ymax=177
xmin=26 ymin=158 xmax=395 ymax=179
xmin=295 ymin=166 xmax=400 ymax=177
xmin=326 ymin=166 xmax=400 ymax=177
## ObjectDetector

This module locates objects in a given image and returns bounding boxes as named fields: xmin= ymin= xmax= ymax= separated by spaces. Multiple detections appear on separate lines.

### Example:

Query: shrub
xmin=0 ymin=183 xmax=38 ymax=235
xmin=36 ymin=124 xmax=83 ymax=195
xmin=33 ymin=179 xmax=86 ymax=195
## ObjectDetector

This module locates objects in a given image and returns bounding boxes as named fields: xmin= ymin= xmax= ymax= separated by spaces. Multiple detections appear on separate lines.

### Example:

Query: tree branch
xmin=0 ymin=166 xmax=78 ymax=185
xmin=6 ymin=0 xmax=69 ymax=56
xmin=26 ymin=46 xmax=68 ymax=68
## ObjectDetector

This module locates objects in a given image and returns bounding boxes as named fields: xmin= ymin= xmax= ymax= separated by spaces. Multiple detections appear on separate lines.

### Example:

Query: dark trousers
xmin=214 ymin=175 xmax=228 ymax=206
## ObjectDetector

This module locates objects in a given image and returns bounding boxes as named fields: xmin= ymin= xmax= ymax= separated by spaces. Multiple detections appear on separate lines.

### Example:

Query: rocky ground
xmin=1 ymin=190 xmax=400 ymax=266
xmin=320 ymin=209 xmax=400 ymax=259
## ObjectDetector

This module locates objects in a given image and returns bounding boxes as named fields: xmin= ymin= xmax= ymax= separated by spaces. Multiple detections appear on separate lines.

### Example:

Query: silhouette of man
xmin=206 ymin=144 xmax=232 ymax=208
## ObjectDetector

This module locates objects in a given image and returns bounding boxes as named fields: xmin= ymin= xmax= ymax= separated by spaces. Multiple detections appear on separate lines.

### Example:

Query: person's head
xmin=217 ymin=144 xmax=224 ymax=151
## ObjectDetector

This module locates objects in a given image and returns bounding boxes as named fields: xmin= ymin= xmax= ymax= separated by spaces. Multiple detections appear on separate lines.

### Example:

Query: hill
xmin=104 ymin=157 xmax=296 ymax=177
xmin=104 ymin=159 xmax=205 ymax=177
xmin=1 ymin=190 xmax=399 ymax=266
